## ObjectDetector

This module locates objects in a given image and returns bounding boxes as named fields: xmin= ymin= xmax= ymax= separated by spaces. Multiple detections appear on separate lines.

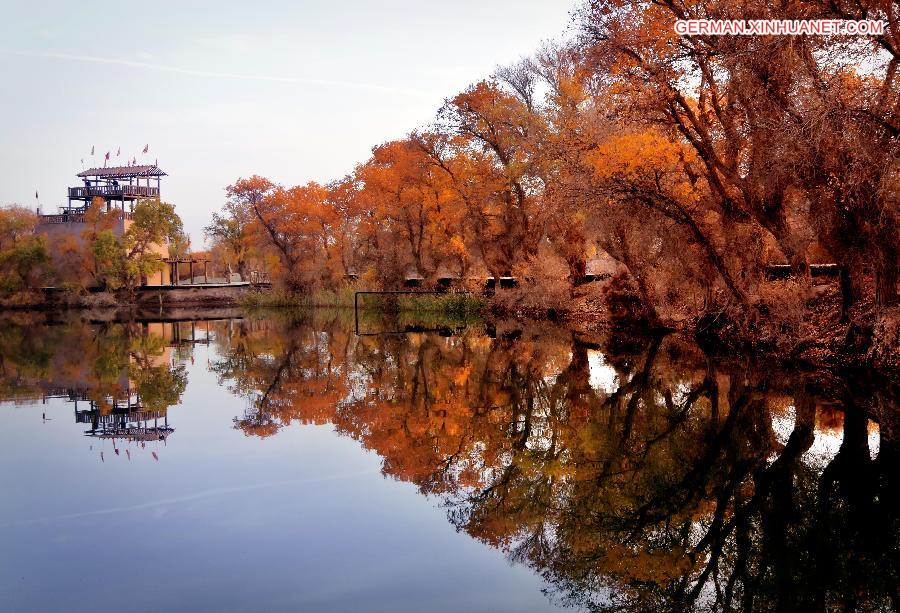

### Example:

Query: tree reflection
xmin=0 ymin=316 xmax=188 ymax=447
xmin=0 ymin=313 xmax=892 ymax=607
xmin=210 ymin=312 xmax=352 ymax=437
xmin=213 ymin=314 xmax=898 ymax=611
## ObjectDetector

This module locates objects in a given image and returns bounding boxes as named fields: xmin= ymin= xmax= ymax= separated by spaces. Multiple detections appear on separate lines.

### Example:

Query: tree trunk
xmin=620 ymin=255 xmax=661 ymax=327
xmin=687 ymin=216 xmax=751 ymax=307
xmin=764 ymin=207 xmax=811 ymax=284
xmin=612 ymin=229 xmax=663 ymax=327
xmin=874 ymin=242 xmax=898 ymax=312
xmin=838 ymin=263 xmax=860 ymax=323
xmin=567 ymin=256 xmax=587 ymax=295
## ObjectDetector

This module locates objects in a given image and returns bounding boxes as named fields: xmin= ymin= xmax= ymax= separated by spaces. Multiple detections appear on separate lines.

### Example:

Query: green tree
xmin=88 ymin=199 xmax=184 ymax=290
xmin=91 ymin=230 xmax=126 ymax=291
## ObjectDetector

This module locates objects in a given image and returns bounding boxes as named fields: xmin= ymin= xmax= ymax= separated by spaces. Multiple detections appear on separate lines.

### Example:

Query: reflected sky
xmin=0 ymin=318 xmax=558 ymax=612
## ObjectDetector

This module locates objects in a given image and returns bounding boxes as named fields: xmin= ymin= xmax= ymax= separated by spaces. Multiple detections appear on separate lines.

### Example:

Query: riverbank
xmin=2 ymin=280 xmax=896 ymax=377
xmin=240 ymin=287 xmax=483 ymax=317
xmin=0 ymin=283 xmax=256 ymax=311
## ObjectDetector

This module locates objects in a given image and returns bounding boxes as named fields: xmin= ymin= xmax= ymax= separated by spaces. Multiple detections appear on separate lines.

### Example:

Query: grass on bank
xmin=241 ymin=287 xmax=483 ymax=316
xmin=240 ymin=287 xmax=356 ymax=308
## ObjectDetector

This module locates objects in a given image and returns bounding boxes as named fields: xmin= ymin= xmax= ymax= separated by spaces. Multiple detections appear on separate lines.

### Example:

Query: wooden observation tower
xmin=66 ymin=164 xmax=167 ymax=214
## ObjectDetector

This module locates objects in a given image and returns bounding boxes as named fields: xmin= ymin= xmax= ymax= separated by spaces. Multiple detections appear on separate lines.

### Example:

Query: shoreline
xmin=2 ymin=288 xmax=897 ymax=381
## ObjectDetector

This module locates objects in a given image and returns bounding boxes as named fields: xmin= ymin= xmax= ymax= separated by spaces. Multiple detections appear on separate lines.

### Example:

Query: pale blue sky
xmin=0 ymin=0 xmax=577 ymax=244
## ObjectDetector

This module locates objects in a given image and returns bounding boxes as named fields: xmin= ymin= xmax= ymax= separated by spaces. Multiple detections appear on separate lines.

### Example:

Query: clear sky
xmin=0 ymin=0 xmax=578 ymax=245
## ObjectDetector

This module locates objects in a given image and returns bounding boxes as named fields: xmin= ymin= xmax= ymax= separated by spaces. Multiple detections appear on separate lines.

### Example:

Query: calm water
xmin=0 ymin=310 xmax=896 ymax=612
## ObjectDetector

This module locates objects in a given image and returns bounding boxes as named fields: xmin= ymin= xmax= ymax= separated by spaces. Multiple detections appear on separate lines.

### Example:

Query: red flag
xmin=143 ymin=144 xmax=149 ymax=154
xmin=105 ymin=151 xmax=110 ymax=161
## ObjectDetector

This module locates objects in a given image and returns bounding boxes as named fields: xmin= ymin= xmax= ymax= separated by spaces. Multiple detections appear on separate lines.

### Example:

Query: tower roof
xmin=77 ymin=165 xmax=167 ymax=179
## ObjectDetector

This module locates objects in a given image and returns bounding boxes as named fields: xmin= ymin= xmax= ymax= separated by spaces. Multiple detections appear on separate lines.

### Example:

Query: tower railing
xmin=39 ymin=210 xmax=134 ymax=224
xmin=68 ymin=185 xmax=159 ymax=199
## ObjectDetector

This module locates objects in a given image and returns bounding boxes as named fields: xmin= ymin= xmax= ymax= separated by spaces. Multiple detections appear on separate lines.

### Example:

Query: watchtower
xmin=37 ymin=163 xmax=173 ymax=285
xmin=66 ymin=164 xmax=166 ymax=214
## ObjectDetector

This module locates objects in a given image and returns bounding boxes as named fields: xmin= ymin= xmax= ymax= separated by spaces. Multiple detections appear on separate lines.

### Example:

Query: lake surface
xmin=0 ymin=310 xmax=896 ymax=612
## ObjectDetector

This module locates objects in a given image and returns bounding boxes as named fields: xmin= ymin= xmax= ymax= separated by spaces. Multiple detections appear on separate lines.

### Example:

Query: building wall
xmin=37 ymin=217 xmax=172 ymax=287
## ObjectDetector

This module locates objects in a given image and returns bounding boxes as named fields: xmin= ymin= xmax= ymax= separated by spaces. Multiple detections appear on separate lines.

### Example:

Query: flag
xmin=143 ymin=144 xmax=149 ymax=154
xmin=35 ymin=190 xmax=38 ymax=199
xmin=132 ymin=157 xmax=137 ymax=165
xmin=80 ymin=158 xmax=83 ymax=165
xmin=116 ymin=147 xmax=121 ymax=156
xmin=91 ymin=145 xmax=95 ymax=155
xmin=105 ymin=151 xmax=110 ymax=161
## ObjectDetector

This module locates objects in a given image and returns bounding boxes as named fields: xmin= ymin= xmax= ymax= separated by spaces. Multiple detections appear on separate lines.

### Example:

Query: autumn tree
xmin=577 ymin=0 xmax=899 ymax=319
xmin=0 ymin=205 xmax=49 ymax=292
xmin=439 ymin=80 xmax=550 ymax=281
xmin=210 ymin=0 xmax=896 ymax=356
xmin=206 ymin=181 xmax=264 ymax=280
xmin=352 ymin=137 xmax=471 ymax=286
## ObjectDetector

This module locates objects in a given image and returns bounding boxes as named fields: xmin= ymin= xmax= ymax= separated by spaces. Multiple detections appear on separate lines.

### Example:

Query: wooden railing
xmin=75 ymin=409 xmax=166 ymax=425
xmin=249 ymin=271 xmax=271 ymax=285
xmin=68 ymin=185 xmax=159 ymax=199
xmin=40 ymin=210 xmax=134 ymax=224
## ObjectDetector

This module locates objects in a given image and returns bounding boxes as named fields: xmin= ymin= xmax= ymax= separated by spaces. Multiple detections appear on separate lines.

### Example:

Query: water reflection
xmin=0 ymin=316 xmax=195 ymax=460
xmin=1 ymin=311 xmax=897 ymax=611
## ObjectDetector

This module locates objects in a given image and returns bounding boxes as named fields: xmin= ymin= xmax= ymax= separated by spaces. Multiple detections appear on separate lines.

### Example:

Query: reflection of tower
xmin=72 ymin=391 xmax=173 ymax=442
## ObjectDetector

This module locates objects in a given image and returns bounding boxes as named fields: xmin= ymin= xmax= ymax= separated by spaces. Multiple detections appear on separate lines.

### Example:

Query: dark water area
xmin=0 ymin=310 xmax=897 ymax=612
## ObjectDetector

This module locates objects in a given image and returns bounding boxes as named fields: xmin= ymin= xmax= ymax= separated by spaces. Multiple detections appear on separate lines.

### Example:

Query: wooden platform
xmin=138 ymin=282 xmax=252 ymax=290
